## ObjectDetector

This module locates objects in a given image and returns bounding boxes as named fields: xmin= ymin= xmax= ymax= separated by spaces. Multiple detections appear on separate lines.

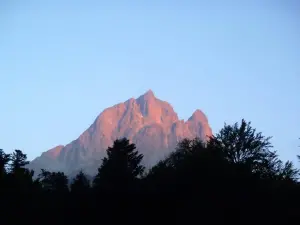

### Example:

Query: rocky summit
xmin=28 ymin=90 xmax=212 ymax=176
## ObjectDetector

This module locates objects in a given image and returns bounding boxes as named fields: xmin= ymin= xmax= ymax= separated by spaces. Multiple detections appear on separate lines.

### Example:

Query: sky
xmin=0 ymin=0 xmax=299 ymax=163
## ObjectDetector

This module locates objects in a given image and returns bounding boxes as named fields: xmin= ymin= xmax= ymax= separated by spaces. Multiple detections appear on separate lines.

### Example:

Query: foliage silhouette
xmin=10 ymin=149 xmax=29 ymax=172
xmin=70 ymin=170 xmax=91 ymax=193
xmin=207 ymin=119 xmax=299 ymax=181
xmin=0 ymin=120 xmax=300 ymax=224
xmin=93 ymin=138 xmax=145 ymax=192
xmin=38 ymin=169 xmax=69 ymax=192
xmin=0 ymin=149 xmax=10 ymax=176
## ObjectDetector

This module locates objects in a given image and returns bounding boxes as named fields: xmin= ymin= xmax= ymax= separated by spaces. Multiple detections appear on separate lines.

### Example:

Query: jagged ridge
xmin=28 ymin=90 xmax=212 ymax=176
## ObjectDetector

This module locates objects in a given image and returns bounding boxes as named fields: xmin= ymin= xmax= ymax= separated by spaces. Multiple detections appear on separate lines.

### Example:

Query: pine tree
xmin=0 ymin=149 xmax=10 ymax=177
xmin=93 ymin=138 xmax=145 ymax=191
xmin=70 ymin=170 xmax=91 ymax=193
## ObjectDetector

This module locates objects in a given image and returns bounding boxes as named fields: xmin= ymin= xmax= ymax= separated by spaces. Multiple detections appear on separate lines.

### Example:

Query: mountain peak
xmin=140 ymin=89 xmax=155 ymax=100
xmin=29 ymin=90 xmax=212 ymax=176
xmin=188 ymin=109 xmax=208 ymax=122
xmin=145 ymin=89 xmax=154 ymax=95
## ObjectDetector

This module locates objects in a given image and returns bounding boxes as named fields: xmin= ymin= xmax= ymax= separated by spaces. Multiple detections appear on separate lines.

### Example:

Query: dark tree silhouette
xmin=144 ymin=120 xmax=300 ymax=224
xmin=207 ymin=119 xmax=299 ymax=181
xmin=70 ymin=170 xmax=91 ymax=193
xmin=0 ymin=149 xmax=10 ymax=176
xmin=6 ymin=149 xmax=36 ymax=192
xmin=1 ymin=120 xmax=300 ymax=225
xmin=10 ymin=149 xmax=29 ymax=173
xmin=207 ymin=119 xmax=273 ymax=164
xmin=279 ymin=160 xmax=299 ymax=181
xmin=38 ymin=169 xmax=69 ymax=193
xmin=93 ymin=138 xmax=145 ymax=191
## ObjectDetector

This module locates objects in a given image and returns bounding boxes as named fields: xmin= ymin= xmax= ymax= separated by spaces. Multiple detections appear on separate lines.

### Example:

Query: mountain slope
xmin=28 ymin=90 xmax=212 ymax=176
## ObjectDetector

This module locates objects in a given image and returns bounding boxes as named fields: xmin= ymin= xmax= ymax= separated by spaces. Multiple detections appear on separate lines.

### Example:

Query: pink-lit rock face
xmin=28 ymin=145 xmax=66 ymax=174
xmin=28 ymin=90 xmax=213 ymax=176
xmin=42 ymin=145 xmax=64 ymax=159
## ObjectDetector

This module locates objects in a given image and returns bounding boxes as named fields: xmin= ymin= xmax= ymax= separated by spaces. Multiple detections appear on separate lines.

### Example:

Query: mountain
xmin=28 ymin=90 xmax=212 ymax=176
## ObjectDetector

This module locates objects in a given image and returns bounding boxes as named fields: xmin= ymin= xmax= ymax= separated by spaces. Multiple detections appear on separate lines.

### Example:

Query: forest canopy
xmin=0 ymin=119 xmax=299 ymax=225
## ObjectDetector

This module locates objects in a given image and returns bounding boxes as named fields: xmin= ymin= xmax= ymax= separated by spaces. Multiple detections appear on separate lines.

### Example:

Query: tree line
xmin=1 ymin=119 xmax=299 ymax=224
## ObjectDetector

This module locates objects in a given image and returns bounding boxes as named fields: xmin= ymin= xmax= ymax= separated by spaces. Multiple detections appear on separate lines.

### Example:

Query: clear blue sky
xmin=0 ymin=0 xmax=299 ymax=163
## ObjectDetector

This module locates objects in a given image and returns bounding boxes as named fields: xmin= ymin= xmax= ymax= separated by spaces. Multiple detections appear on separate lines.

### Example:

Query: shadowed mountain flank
xmin=28 ymin=90 xmax=212 ymax=176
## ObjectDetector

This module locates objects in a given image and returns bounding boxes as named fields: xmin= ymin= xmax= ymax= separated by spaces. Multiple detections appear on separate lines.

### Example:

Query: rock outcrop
xmin=28 ymin=90 xmax=212 ymax=176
